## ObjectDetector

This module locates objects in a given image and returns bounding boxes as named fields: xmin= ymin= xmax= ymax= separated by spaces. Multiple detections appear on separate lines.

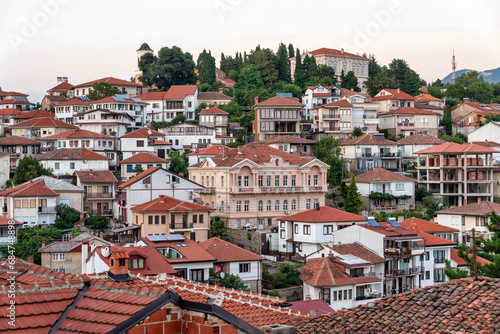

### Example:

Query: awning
xmin=110 ymin=225 xmax=141 ymax=233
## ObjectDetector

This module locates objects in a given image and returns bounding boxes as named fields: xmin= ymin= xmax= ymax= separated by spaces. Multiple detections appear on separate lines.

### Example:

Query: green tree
xmin=86 ymin=82 xmax=122 ymax=100
xmin=445 ymin=83 xmax=465 ymax=100
xmin=4 ymin=226 xmax=61 ymax=264
xmin=444 ymin=258 xmax=469 ymax=280
xmin=465 ymin=81 xmax=494 ymax=103
xmin=274 ymin=82 xmax=303 ymax=98
xmin=272 ymin=262 xmax=303 ymax=289
xmin=344 ymin=175 xmax=363 ymax=214
xmin=139 ymin=46 xmax=197 ymax=90
xmin=168 ymin=151 xmax=188 ymax=177
xmin=253 ymin=48 xmax=278 ymax=89
xmin=12 ymin=156 xmax=52 ymax=186
xmin=218 ymin=101 xmax=241 ymax=118
xmin=234 ymin=65 xmax=265 ymax=91
xmin=422 ymin=194 xmax=449 ymax=218
xmin=287 ymin=43 xmax=295 ymax=59
xmin=197 ymin=49 xmax=216 ymax=85
xmin=352 ymin=126 xmax=363 ymax=137
xmin=456 ymin=70 xmax=483 ymax=87
xmin=313 ymin=137 xmax=344 ymax=186
xmin=217 ymin=273 xmax=249 ymax=291
xmin=169 ymin=114 xmax=186 ymax=125
xmin=276 ymin=43 xmax=290 ymax=83
xmin=54 ymin=204 xmax=81 ymax=230
xmin=132 ymin=166 xmax=144 ymax=175
xmin=85 ymin=214 xmax=109 ymax=232
xmin=209 ymin=217 xmax=229 ymax=240
xmin=340 ymin=71 xmax=360 ymax=91
xmin=293 ymin=49 xmax=307 ymax=88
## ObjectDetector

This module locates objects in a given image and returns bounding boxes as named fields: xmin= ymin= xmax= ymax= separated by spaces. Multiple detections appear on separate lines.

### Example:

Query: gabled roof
xmin=470 ymin=140 xmax=500 ymax=147
xmin=198 ymin=107 xmax=229 ymax=115
xmin=253 ymin=96 xmax=305 ymax=108
xmin=38 ymin=240 xmax=82 ymax=253
xmin=38 ymin=148 xmax=109 ymax=161
xmin=111 ymin=245 xmax=177 ymax=275
xmin=117 ymin=166 xmax=161 ymax=188
xmin=0 ymin=108 xmax=21 ymax=116
xmin=450 ymin=248 xmax=493 ymax=267
xmin=8 ymin=117 xmax=76 ymax=129
xmin=0 ymin=135 xmax=40 ymax=145
xmin=120 ymin=152 xmax=166 ymax=164
xmin=325 ymin=242 xmax=385 ymax=264
xmin=72 ymin=77 xmax=143 ymax=88
xmin=379 ymin=106 xmax=442 ymax=116
xmin=413 ymin=93 xmax=444 ymax=102
xmin=0 ymin=179 xmax=59 ymax=197
xmin=75 ymin=170 xmax=117 ymax=183
xmin=414 ymin=101 xmax=445 ymax=111
xmin=278 ymin=206 xmax=365 ymax=223
xmin=42 ymin=95 xmax=67 ymax=102
xmin=187 ymin=145 xmax=228 ymax=156
xmin=436 ymin=201 xmax=500 ymax=216
xmin=414 ymin=142 xmax=500 ymax=155
xmin=13 ymin=110 xmax=54 ymax=119
xmin=53 ymin=97 xmax=92 ymax=106
xmin=164 ymin=85 xmax=197 ymax=99
xmin=362 ymin=221 xmax=420 ymax=237
xmin=400 ymin=217 xmax=459 ymax=233
xmin=260 ymin=135 xmax=316 ymax=145
xmin=197 ymin=91 xmax=232 ymax=100
xmin=120 ymin=127 xmax=165 ymax=138
xmin=0 ymin=216 xmax=22 ymax=226
xmin=372 ymin=89 xmax=415 ymax=100
xmin=320 ymin=99 xmax=352 ymax=108
xmin=42 ymin=129 xmax=114 ymax=140
xmin=293 ymin=277 xmax=500 ymax=334
xmin=133 ymin=91 xmax=167 ymax=100
xmin=131 ymin=195 xmax=213 ymax=213
xmin=288 ymin=299 xmax=334 ymax=316
xmin=142 ymin=236 xmax=216 ymax=263
xmin=452 ymin=101 xmax=500 ymax=113
xmin=48 ymin=81 xmax=74 ymax=91
xmin=416 ymin=232 xmax=456 ymax=247
xmin=91 ymin=95 xmax=147 ymax=105
xmin=341 ymin=133 xmax=397 ymax=146
xmin=199 ymin=237 xmax=264 ymax=262
xmin=34 ymin=176 xmax=83 ymax=192
xmin=0 ymin=99 xmax=33 ymax=105
xmin=0 ymin=91 xmax=28 ymax=97
xmin=397 ymin=133 xmax=445 ymax=145
xmin=307 ymin=48 xmax=367 ymax=59
xmin=344 ymin=168 xmax=415 ymax=183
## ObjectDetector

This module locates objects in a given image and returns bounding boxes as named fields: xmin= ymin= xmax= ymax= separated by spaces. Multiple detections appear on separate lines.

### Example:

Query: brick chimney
xmin=159 ymin=195 xmax=166 ymax=203
xmin=213 ymin=102 xmax=218 ymax=108
xmin=108 ymin=248 xmax=131 ymax=282
xmin=254 ymin=96 xmax=259 ymax=105
xmin=237 ymin=146 xmax=243 ymax=154
xmin=397 ymin=88 xmax=400 ymax=94
xmin=27 ymin=256 xmax=34 ymax=263
xmin=89 ymin=169 xmax=93 ymax=175
xmin=221 ymin=147 xmax=228 ymax=159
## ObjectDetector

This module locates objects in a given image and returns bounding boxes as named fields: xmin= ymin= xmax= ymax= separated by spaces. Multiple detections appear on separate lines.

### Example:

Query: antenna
xmin=451 ymin=50 xmax=457 ymax=84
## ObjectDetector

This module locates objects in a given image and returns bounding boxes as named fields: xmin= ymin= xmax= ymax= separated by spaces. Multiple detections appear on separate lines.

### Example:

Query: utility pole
xmin=471 ymin=228 xmax=478 ymax=280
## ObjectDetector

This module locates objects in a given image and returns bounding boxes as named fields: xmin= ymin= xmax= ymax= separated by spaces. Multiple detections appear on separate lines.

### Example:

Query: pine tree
xmin=288 ymin=43 xmax=295 ymax=58
xmin=197 ymin=49 xmax=216 ymax=85
xmin=344 ymin=175 xmax=363 ymax=213
xmin=294 ymin=49 xmax=306 ymax=88
xmin=276 ymin=43 xmax=290 ymax=83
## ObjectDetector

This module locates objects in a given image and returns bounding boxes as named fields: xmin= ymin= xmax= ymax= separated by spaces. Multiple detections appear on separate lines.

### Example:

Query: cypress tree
xmin=344 ymin=175 xmax=364 ymax=214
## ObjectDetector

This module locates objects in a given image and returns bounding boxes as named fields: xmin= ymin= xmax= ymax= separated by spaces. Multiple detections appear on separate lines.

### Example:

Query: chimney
xmin=214 ymin=102 xmax=218 ymax=108
xmin=41 ymin=241 xmax=45 ymax=248
xmin=27 ymin=256 xmax=34 ymax=264
xmin=341 ymin=48 xmax=344 ymax=54
xmin=316 ymin=202 xmax=320 ymax=210
xmin=397 ymin=88 xmax=400 ymax=94
xmin=159 ymin=195 xmax=165 ymax=203
xmin=254 ymin=96 xmax=259 ymax=105
xmin=221 ymin=147 xmax=228 ymax=159
xmin=206 ymin=106 xmax=209 ymax=109
xmin=63 ymin=150 xmax=68 ymax=157
xmin=89 ymin=169 xmax=93 ymax=175
xmin=108 ymin=248 xmax=131 ymax=282
xmin=99 ymin=231 xmax=103 ymax=239
xmin=237 ymin=146 xmax=243 ymax=154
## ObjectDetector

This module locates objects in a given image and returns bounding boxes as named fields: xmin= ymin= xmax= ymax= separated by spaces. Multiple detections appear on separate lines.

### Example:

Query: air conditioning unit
xmin=305 ymin=295 xmax=311 ymax=301
xmin=284 ymin=210 xmax=290 ymax=215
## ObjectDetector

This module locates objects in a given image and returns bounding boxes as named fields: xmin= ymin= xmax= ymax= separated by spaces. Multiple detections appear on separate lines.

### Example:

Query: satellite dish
xmin=148 ymin=129 xmax=152 ymax=135
xmin=220 ymin=272 xmax=225 ymax=279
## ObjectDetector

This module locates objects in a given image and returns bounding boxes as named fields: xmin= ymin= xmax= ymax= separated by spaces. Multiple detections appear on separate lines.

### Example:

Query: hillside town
xmin=1 ymin=39 xmax=500 ymax=334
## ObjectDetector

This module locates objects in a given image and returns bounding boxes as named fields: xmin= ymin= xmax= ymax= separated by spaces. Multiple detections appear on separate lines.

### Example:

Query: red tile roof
xmin=132 ymin=195 xmax=213 ymax=213
xmin=0 ymin=99 xmax=33 ymax=105
xmin=42 ymin=129 xmax=114 ymax=140
xmin=325 ymin=242 xmax=385 ymax=264
xmin=450 ymin=248 xmax=492 ymax=267
xmin=48 ymin=81 xmax=74 ymax=91
xmin=452 ymin=101 xmax=500 ymax=114
xmin=120 ymin=127 xmax=164 ymax=138
xmin=414 ymin=142 xmax=500 ymax=154
xmin=53 ymin=97 xmax=92 ymax=106
xmin=400 ymin=217 xmax=459 ymax=233
xmin=278 ymin=206 xmax=366 ymax=223
xmin=372 ymin=89 xmax=415 ymax=100
xmin=117 ymin=166 xmax=161 ymax=188
xmin=0 ymin=91 xmax=28 ymax=97
xmin=120 ymin=153 xmax=166 ymax=164
xmin=341 ymin=133 xmax=397 ymax=146
xmin=0 ymin=135 xmax=40 ymax=145
xmin=152 ymin=139 xmax=171 ymax=145
xmin=362 ymin=221 xmax=420 ymax=237
xmin=9 ymin=117 xmax=76 ymax=129
xmin=0 ymin=108 xmax=20 ymax=116
xmin=113 ymin=246 xmax=177 ymax=276
xmin=198 ymin=107 xmax=229 ymax=115
xmin=38 ymin=148 xmax=109 ymax=161
xmin=260 ymin=135 xmax=316 ymax=145
xmin=320 ymin=99 xmax=352 ymax=108
xmin=397 ymin=133 xmax=446 ymax=145
xmin=417 ymin=232 xmax=456 ymax=247
xmin=379 ymin=106 xmax=442 ymax=116
xmin=75 ymin=170 xmax=117 ymax=183
xmin=414 ymin=101 xmax=445 ymax=111
xmin=340 ymin=88 xmax=370 ymax=99
xmin=293 ymin=277 xmax=500 ymax=333
xmin=90 ymin=95 xmax=148 ymax=105
xmin=413 ymin=93 xmax=444 ymax=102
xmin=288 ymin=299 xmax=334 ymax=316
xmin=307 ymin=48 xmax=367 ymax=59
xmin=142 ymin=236 xmax=216 ymax=263
xmin=72 ymin=77 xmax=143 ymax=88
xmin=163 ymin=85 xmax=197 ymax=99
xmin=13 ymin=110 xmax=54 ymax=119
xmin=197 ymin=91 xmax=232 ymax=101
xmin=253 ymin=96 xmax=305 ymax=108
xmin=0 ymin=216 xmax=22 ymax=226
xmin=199 ymin=237 xmax=264 ymax=262
xmin=0 ymin=179 xmax=59 ymax=197
xmin=471 ymin=140 xmax=500 ymax=147
xmin=133 ymin=91 xmax=167 ymax=100
xmin=436 ymin=201 xmax=500 ymax=216
xmin=345 ymin=168 xmax=415 ymax=183
xmin=187 ymin=145 xmax=227 ymax=156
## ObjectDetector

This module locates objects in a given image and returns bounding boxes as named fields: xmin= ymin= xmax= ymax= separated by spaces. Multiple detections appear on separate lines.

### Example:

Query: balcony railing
xmin=324 ymin=113 xmax=340 ymax=119
xmin=260 ymin=186 xmax=303 ymax=193
xmin=199 ymin=187 xmax=215 ymax=194
xmin=170 ymin=222 xmax=194 ymax=230
xmin=397 ymin=122 xmax=415 ymax=127
xmin=434 ymin=258 xmax=445 ymax=264
xmin=238 ymin=187 xmax=254 ymax=193
xmin=85 ymin=192 xmax=113 ymax=199
xmin=86 ymin=209 xmax=112 ymax=216
xmin=385 ymin=267 xmax=423 ymax=276
xmin=38 ymin=206 xmax=56 ymax=213
xmin=356 ymin=152 xmax=402 ymax=158
xmin=327 ymin=126 xmax=340 ymax=131
xmin=355 ymin=293 xmax=382 ymax=301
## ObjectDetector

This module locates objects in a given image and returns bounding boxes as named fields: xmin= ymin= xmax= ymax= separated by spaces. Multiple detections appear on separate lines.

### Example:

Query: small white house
xmin=38 ymin=148 xmax=109 ymax=175
xmin=119 ymin=127 xmax=167 ymax=160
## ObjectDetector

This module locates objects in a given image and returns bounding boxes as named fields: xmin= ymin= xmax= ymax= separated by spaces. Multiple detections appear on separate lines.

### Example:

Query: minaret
xmin=451 ymin=49 xmax=457 ymax=84
xmin=134 ymin=42 xmax=153 ymax=84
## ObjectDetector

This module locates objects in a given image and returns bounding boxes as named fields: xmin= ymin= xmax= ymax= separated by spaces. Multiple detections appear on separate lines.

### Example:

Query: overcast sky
xmin=1 ymin=0 xmax=499 ymax=103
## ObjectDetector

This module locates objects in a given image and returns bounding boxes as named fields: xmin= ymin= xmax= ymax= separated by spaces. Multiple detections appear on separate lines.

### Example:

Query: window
xmin=155 ymin=215 xmax=160 ymax=224
xmin=190 ymin=269 xmax=204 ymax=282
xmin=142 ymin=177 xmax=151 ymax=184
xmin=201 ymin=176 xmax=204 ymax=186
xmin=395 ymin=184 xmax=405 ymax=191
xmin=425 ymin=251 xmax=430 ymax=261
xmin=425 ymin=271 xmax=430 ymax=280
xmin=283 ymin=175 xmax=288 ymax=186
xmin=266 ymin=200 xmax=271 ymax=211
xmin=291 ymin=200 xmax=296 ymax=210
xmin=266 ymin=176 xmax=271 ymax=187
xmin=258 ymin=200 xmax=263 ymax=211
xmin=52 ymin=253 xmax=66 ymax=261
xmin=211 ymin=176 xmax=214 ymax=187
xmin=221 ymin=176 xmax=224 ymax=187
xmin=236 ymin=201 xmax=241 ymax=212
xmin=161 ymin=215 xmax=166 ymax=224
xmin=397 ymin=198 xmax=405 ymax=205
xmin=275 ymin=200 xmax=279 ymax=211
xmin=306 ymin=199 xmax=311 ymax=210
xmin=280 ymin=222 xmax=285 ymax=228
xmin=313 ymin=175 xmax=318 ymax=186
xmin=55 ymin=163 xmax=60 ymax=170
xmin=313 ymin=198 xmax=318 ymax=208
xmin=239 ymin=263 xmax=250 ymax=273
xmin=323 ymin=225 xmax=333 ymax=235
xmin=148 ymin=216 xmax=153 ymax=225
xmin=102 ymin=186 xmax=109 ymax=194
xmin=332 ymin=291 xmax=337 ymax=301
xmin=258 ymin=175 xmax=263 ymax=187
xmin=303 ymin=225 xmax=311 ymax=235
xmin=348 ymin=289 xmax=352 ymax=300
xmin=294 ymin=224 xmax=298 ymax=234
xmin=433 ymin=250 xmax=445 ymax=263
xmin=127 ymin=165 xmax=133 ymax=173
xmin=283 ymin=200 xmax=288 ymax=211
xmin=136 ymin=140 xmax=144 ymax=147
xmin=70 ymin=162 xmax=75 ymax=169
xmin=291 ymin=175 xmax=296 ymax=186
xmin=243 ymin=175 xmax=249 ymax=187
xmin=338 ymin=289 xmax=342 ymax=300
xmin=319 ymin=288 xmax=330 ymax=304
xmin=238 ymin=176 xmax=242 ymax=187
xmin=275 ymin=175 xmax=280 ymax=186
xmin=199 ymin=214 xmax=204 ymax=223
xmin=280 ymin=230 xmax=285 ymax=239
xmin=434 ymin=269 xmax=445 ymax=283
xmin=244 ymin=200 xmax=249 ymax=212
xmin=129 ymin=258 xmax=145 ymax=269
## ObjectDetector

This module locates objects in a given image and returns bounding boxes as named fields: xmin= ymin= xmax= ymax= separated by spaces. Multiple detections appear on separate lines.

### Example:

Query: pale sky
xmin=1 ymin=0 xmax=499 ymax=103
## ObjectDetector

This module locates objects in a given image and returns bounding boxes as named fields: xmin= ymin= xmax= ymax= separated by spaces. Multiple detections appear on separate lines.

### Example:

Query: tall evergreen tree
xmin=308 ymin=56 xmax=319 ymax=78
xmin=294 ymin=49 xmax=306 ymax=88
xmin=197 ymin=49 xmax=216 ymax=85
xmin=288 ymin=43 xmax=295 ymax=59
xmin=341 ymin=71 xmax=360 ymax=92
xmin=276 ymin=43 xmax=290 ymax=83
xmin=344 ymin=175 xmax=364 ymax=213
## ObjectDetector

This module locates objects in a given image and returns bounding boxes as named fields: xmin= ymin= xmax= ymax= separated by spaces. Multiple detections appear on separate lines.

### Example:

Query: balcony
xmin=323 ymin=113 xmax=340 ymax=120
xmin=355 ymin=293 xmax=382 ymax=301
xmin=170 ymin=222 xmax=194 ymax=230
xmin=86 ymin=209 xmax=112 ymax=216
xmin=397 ymin=122 xmax=415 ymax=127
xmin=260 ymin=186 xmax=303 ymax=193
xmin=363 ymin=117 xmax=379 ymax=125
xmin=85 ymin=192 xmax=113 ymax=199
xmin=385 ymin=267 xmax=423 ymax=276
xmin=199 ymin=187 xmax=215 ymax=194
xmin=327 ymin=126 xmax=340 ymax=132
xmin=356 ymin=152 xmax=401 ymax=159
xmin=238 ymin=187 xmax=254 ymax=193
xmin=38 ymin=206 xmax=56 ymax=213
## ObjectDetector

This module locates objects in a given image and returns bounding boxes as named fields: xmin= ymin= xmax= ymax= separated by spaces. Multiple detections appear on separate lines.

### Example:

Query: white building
xmin=301 ymin=85 xmax=341 ymax=120
xmin=397 ymin=133 xmax=446 ymax=165
xmin=119 ymin=127 xmax=168 ymax=160
xmin=160 ymin=123 xmax=217 ymax=153
xmin=53 ymin=97 xmax=91 ymax=124
xmin=74 ymin=109 xmax=134 ymax=141
xmin=134 ymin=91 xmax=167 ymax=124
xmin=89 ymin=94 xmax=148 ymax=130
xmin=187 ymin=145 xmax=227 ymax=166
xmin=38 ymin=148 xmax=109 ymax=175
xmin=119 ymin=153 xmax=168 ymax=180
xmin=71 ymin=77 xmax=144 ymax=98
xmin=164 ymin=86 xmax=198 ymax=121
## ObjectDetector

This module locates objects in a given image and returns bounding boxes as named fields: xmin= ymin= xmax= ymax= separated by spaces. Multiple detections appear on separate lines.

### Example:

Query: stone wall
xmin=274 ymin=286 xmax=303 ymax=302
xmin=227 ymin=229 xmax=264 ymax=254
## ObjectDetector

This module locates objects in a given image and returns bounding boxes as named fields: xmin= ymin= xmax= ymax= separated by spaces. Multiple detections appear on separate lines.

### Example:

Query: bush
xmin=268 ymin=290 xmax=281 ymax=297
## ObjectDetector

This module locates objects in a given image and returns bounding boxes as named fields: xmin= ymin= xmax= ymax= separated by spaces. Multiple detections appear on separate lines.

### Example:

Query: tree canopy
xmin=313 ymin=137 xmax=344 ymax=186
xmin=10 ymin=156 xmax=52 ymax=187
xmin=344 ymin=175 xmax=363 ymax=214
xmin=197 ymin=49 xmax=216 ymax=85
xmin=168 ymin=152 xmax=188 ymax=177
xmin=86 ymin=82 xmax=121 ymax=100
xmin=209 ymin=217 xmax=229 ymax=240
xmin=54 ymin=204 xmax=81 ymax=230
xmin=4 ymin=226 xmax=61 ymax=264
xmin=85 ymin=214 xmax=109 ymax=232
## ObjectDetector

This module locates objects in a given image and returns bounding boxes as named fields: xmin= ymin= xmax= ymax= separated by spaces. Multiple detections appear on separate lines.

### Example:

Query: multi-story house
xmin=119 ymin=127 xmax=168 ymax=160
xmin=0 ymin=108 xmax=20 ymax=134
xmin=75 ymin=170 xmax=117 ymax=218
xmin=0 ymin=91 xmax=34 ymax=110
xmin=163 ymin=85 xmax=198 ymax=121
xmin=7 ymin=117 xmax=77 ymax=140
xmin=197 ymin=91 xmax=232 ymax=106
xmin=160 ymin=123 xmax=217 ymax=153
xmin=259 ymin=135 xmax=316 ymax=156
xmin=53 ymin=97 xmax=91 ymax=124
xmin=378 ymin=107 xmax=443 ymax=138
xmin=341 ymin=89 xmax=381 ymax=134
xmin=215 ymin=67 xmax=236 ymax=88
xmin=131 ymin=195 xmax=213 ymax=242
xmin=0 ymin=216 xmax=22 ymax=245
xmin=451 ymin=101 xmax=500 ymax=118
xmin=371 ymin=89 xmax=415 ymax=112
xmin=301 ymin=243 xmax=385 ymax=310
xmin=468 ymin=121 xmax=500 ymax=143
xmin=313 ymin=99 xmax=354 ymax=140
xmin=70 ymin=77 xmax=144 ymax=98
xmin=342 ymin=133 xmax=401 ymax=172
xmin=435 ymin=201 xmax=500 ymax=244
xmin=198 ymin=107 xmax=229 ymax=136
xmin=397 ymin=133 xmax=445 ymax=166
xmin=0 ymin=136 xmax=40 ymax=170
xmin=290 ymin=48 xmax=369 ymax=91
xmin=333 ymin=219 xmax=425 ymax=294
xmin=38 ymin=148 xmax=110 ymax=176
xmin=400 ymin=217 xmax=459 ymax=242
xmin=301 ymin=85 xmax=341 ymax=120
xmin=12 ymin=110 xmax=54 ymax=124
xmin=134 ymin=91 xmax=167 ymax=124
xmin=452 ymin=111 xmax=486 ymax=136
xmin=415 ymin=142 xmax=498 ymax=206
xmin=74 ymin=109 xmax=133 ymax=140
xmin=344 ymin=168 xmax=415 ymax=213
xmin=41 ymin=129 xmax=118 ymax=166
xmin=200 ymin=237 xmax=265 ymax=293
xmin=188 ymin=144 xmax=329 ymax=229
xmin=0 ymin=178 xmax=59 ymax=226
xmin=277 ymin=206 xmax=367 ymax=256
xmin=89 ymin=94 xmax=148 ymax=130
xmin=116 ymin=166 xmax=203 ymax=225
xmin=187 ymin=145 xmax=228 ymax=166
xmin=0 ymin=153 xmax=10 ymax=190
xmin=46 ymin=77 xmax=73 ymax=98
xmin=34 ymin=176 xmax=84 ymax=212
xmin=413 ymin=94 xmax=445 ymax=110
xmin=253 ymin=96 xmax=304 ymax=141
xmin=119 ymin=153 xmax=167 ymax=180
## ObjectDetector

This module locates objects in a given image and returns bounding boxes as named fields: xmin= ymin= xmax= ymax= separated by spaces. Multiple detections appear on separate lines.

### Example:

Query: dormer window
xmin=128 ymin=258 xmax=145 ymax=269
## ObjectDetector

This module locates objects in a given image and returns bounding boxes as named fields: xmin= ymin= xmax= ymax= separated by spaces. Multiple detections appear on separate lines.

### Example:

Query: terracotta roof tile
xmin=133 ymin=91 xmax=167 ymax=100
xmin=470 ymin=140 xmax=500 ymax=147
xmin=413 ymin=93 xmax=444 ymax=102
xmin=253 ymin=96 xmax=305 ymax=108
xmin=37 ymin=148 xmax=109 ymax=161
xmin=142 ymin=236 xmax=216 ymax=263
xmin=9 ymin=117 xmax=76 ymax=129
xmin=417 ymin=232 xmax=456 ymax=247
xmin=450 ymin=248 xmax=492 ymax=267
xmin=307 ymin=48 xmax=367 ymax=59
xmin=415 ymin=142 xmax=500 ymax=154
xmin=362 ymin=221 xmax=420 ymax=237
xmin=120 ymin=127 xmax=164 ymax=138
xmin=325 ymin=242 xmax=385 ymax=264
xmin=120 ymin=152 xmax=166 ymax=164
xmin=72 ymin=77 xmax=143 ymax=89
xmin=278 ymin=206 xmax=366 ymax=223
xmin=319 ymin=99 xmax=352 ymax=108
xmin=198 ymin=106 xmax=229 ymax=115
xmin=90 ymin=95 xmax=147 ymax=105
xmin=288 ymin=299 xmax=334 ymax=316
xmin=400 ymin=217 xmax=459 ymax=233
xmin=48 ymin=81 xmax=74 ymax=91
xmin=13 ymin=110 xmax=54 ymax=119
xmin=164 ymin=85 xmax=197 ymax=99
xmin=414 ymin=101 xmax=445 ymax=111
xmin=0 ymin=179 xmax=59 ymax=197
xmin=260 ymin=135 xmax=316 ymax=145
xmin=199 ymin=237 xmax=264 ymax=262
xmin=0 ymin=135 xmax=40 ymax=145
xmin=372 ymin=89 xmax=415 ymax=100
xmin=379 ymin=106 xmax=442 ymax=116
xmin=117 ymin=166 xmax=161 ymax=188
xmin=0 ymin=108 xmax=21 ymax=116
xmin=131 ymin=195 xmax=213 ymax=213
xmin=436 ymin=201 xmax=500 ymax=216
xmin=187 ymin=145 xmax=227 ymax=156
xmin=345 ymin=168 xmax=415 ymax=183
xmin=53 ymin=97 xmax=92 ymax=107
xmin=75 ymin=170 xmax=117 ymax=183
xmin=397 ymin=133 xmax=446 ymax=145
xmin=42 ymin=129 xmax=114 ymax=140
xmin=341 ymin=133 xmax=397 ymax=146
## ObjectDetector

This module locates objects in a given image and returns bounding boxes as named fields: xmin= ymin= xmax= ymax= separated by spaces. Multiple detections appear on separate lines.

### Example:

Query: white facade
xmin=160 ymin=123 xmax=217 ymax=152
xmin=302 ymin=85 xmax=341 ymax=120
xmin=356 ymin=179 xmax=415 ymax=211
xmin=74 ymin=109 xmax=133 ymax=142
xmin=41 ymin=158 xmax=109 ymax=176
xmin=419 ymin=246 xmax=452 ymax=288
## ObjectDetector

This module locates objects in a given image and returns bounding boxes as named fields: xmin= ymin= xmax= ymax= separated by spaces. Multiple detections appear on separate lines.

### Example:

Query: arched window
xmin=283 ymin=200 xmax=288 ymax=210
xmin=275 ymin=200 xmax=280 ymax=211
xmin=291 ymin=199 xmax=296 ymax=210
xmin=266 ymin=200 xmax=271 ymax=211
xmin=258 ymin=200 xmax=263 ymax=211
